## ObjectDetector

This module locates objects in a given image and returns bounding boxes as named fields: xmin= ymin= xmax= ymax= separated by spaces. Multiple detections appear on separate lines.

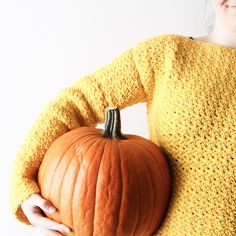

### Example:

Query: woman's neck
xmin=207 ymin=18 xmax=236 ymax=49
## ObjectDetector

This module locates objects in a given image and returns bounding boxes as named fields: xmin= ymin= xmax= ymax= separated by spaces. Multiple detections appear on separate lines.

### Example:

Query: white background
xmin=0 ymin=0 xmax=213 ymax=235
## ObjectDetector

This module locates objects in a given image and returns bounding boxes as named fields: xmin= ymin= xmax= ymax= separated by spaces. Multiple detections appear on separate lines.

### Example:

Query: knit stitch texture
xmin=10 ymin=34 xmax=236 ymax=236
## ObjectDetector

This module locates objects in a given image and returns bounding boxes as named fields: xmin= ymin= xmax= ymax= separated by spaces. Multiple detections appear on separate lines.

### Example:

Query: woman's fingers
xmin=31 ymin=194 xmax=56 ymax=214
xmin=21 ymin=193 xmax=71 ymax=235
xmin=31 ymin=212 xmax=71 ymax=234
xmin=39 ymin=228 xmax=65 ymax=236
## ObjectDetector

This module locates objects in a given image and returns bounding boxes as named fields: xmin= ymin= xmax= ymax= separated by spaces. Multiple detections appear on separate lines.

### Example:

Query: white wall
xmin=0 ymin=0 xmax=212 ymax=235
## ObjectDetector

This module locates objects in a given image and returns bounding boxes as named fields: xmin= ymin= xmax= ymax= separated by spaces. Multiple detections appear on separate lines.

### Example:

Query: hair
xmin=204 ymin=0 xmax=216 ymax=33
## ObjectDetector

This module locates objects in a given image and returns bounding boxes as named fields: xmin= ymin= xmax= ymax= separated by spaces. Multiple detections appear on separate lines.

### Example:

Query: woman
xmin=10 ymin=0 xmax=236 ymax=235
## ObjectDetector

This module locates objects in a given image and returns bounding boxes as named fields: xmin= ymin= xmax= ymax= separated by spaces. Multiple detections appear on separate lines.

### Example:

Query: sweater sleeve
xmin=9 ymin=35 xmax=166 ymax=224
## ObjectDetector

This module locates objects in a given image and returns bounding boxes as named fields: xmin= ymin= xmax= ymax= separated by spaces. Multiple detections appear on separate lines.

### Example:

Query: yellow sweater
xmin=10 ymin=33 xmax=236 ymax=236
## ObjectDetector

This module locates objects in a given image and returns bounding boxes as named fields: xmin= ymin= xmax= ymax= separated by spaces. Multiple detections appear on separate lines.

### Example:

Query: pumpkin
xmin=38 ymin=107 xmax=171 ymax=236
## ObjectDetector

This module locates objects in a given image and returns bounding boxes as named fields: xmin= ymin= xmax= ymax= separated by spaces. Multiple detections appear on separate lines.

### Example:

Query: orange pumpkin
xmin=38 ymin=107 xmax=171 ymax=236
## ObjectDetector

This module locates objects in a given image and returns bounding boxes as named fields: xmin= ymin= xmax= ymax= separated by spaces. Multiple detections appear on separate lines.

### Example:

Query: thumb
xmin=32 ymin=194 xmax=57 ymax=214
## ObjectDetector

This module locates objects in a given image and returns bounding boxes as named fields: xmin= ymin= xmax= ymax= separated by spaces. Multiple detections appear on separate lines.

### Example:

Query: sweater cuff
xmin=10 ymin=182 xmax=40 ymax=225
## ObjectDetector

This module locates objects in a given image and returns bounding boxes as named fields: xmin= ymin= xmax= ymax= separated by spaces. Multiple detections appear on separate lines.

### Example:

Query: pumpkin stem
xmin=102 ymin=107 xmax=127 ymax=140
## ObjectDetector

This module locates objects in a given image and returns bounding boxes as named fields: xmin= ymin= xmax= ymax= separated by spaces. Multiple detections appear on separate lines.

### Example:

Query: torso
xmin=148 ymin=34 xmax=236 ymax=235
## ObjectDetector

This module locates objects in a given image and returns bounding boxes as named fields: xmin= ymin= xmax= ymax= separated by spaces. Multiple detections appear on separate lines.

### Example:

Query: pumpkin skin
xmin=38 ymin=107 xmax=171 ymax=236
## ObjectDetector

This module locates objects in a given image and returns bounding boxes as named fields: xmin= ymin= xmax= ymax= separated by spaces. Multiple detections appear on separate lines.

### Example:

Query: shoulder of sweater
xmin=131 ymin=33 xmax=189 ymax=56
xmin=133 ymin=33 xmax=186 ymax=49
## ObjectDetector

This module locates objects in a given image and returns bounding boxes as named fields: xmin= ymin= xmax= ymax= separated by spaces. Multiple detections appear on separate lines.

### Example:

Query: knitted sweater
xmin=10 ymin=33 xmax=236 ymax=236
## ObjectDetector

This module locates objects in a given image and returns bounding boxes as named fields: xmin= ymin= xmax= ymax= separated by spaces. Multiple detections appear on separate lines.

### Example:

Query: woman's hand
xmin=21 ymin=194 xmax=71 ymax=236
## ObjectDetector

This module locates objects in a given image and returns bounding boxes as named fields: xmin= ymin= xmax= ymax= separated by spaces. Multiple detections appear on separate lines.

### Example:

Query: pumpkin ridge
xmin=131 ymin=142 xmax=155 ymax=235
xmin=40 ymin=129 xmax=98 ymax=188
xmin=115 ymin=141 xmax=124 ymax=236
xmin=130 ymin=139 xmax=171 ymax=230
xmin=122 ymin=143 xmax=150 ymax=235
xmin=71 ymin=158 xmax=79 ymax=231
xmin=92 ymin=138 xmax=110 ymax=235
xmin=57 ymin=139 xmax=88 ymax=224
xmin=59 ymin=154 xmax=73 ymax=223
xmin=71 ymin=136 xmax=107 ymax=235
xmin=59 ymin=153 xmax=80 ymax=229
xmin=47 ymin=131 xmax=101 ymax=225
xmin=98 ymin=141 xmax=111 ymax=233
xmin=97 ymin=140 xmax=110 ymax=234
xmin=132 ymin=140 xmax=170 ymax=189
xmin=59 ymin=138 xmax=88 ymax=228
xmin=43 ymin=132 xmax=83 ymax=198
xmin=86 ymin=138 xmax=108 ymax=235
xmin=48 ymin=133 xmax=92 ymax=223
xmin=121 ymin=143 xmax=140 ymax=236
xmin=111 ymin=141 xmax=123 ymax=235
xmin=39 ymin=131 xmax=83 ymax=197
xmin=99 ymin=140 xmax=123 ymax=235
xmin=131 ymin=139 xmax=169 ymax=183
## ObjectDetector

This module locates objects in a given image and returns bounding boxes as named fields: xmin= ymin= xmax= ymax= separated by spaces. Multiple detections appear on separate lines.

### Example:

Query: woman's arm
xmin=9 ymin=34 xmax=166 ymax=224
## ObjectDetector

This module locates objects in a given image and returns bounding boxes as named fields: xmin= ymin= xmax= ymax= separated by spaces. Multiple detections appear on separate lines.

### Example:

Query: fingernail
xmin=49 ymin=206 xmax=56 ymax=213
xmin=64 ymin=227 xmax=71 ymax=233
